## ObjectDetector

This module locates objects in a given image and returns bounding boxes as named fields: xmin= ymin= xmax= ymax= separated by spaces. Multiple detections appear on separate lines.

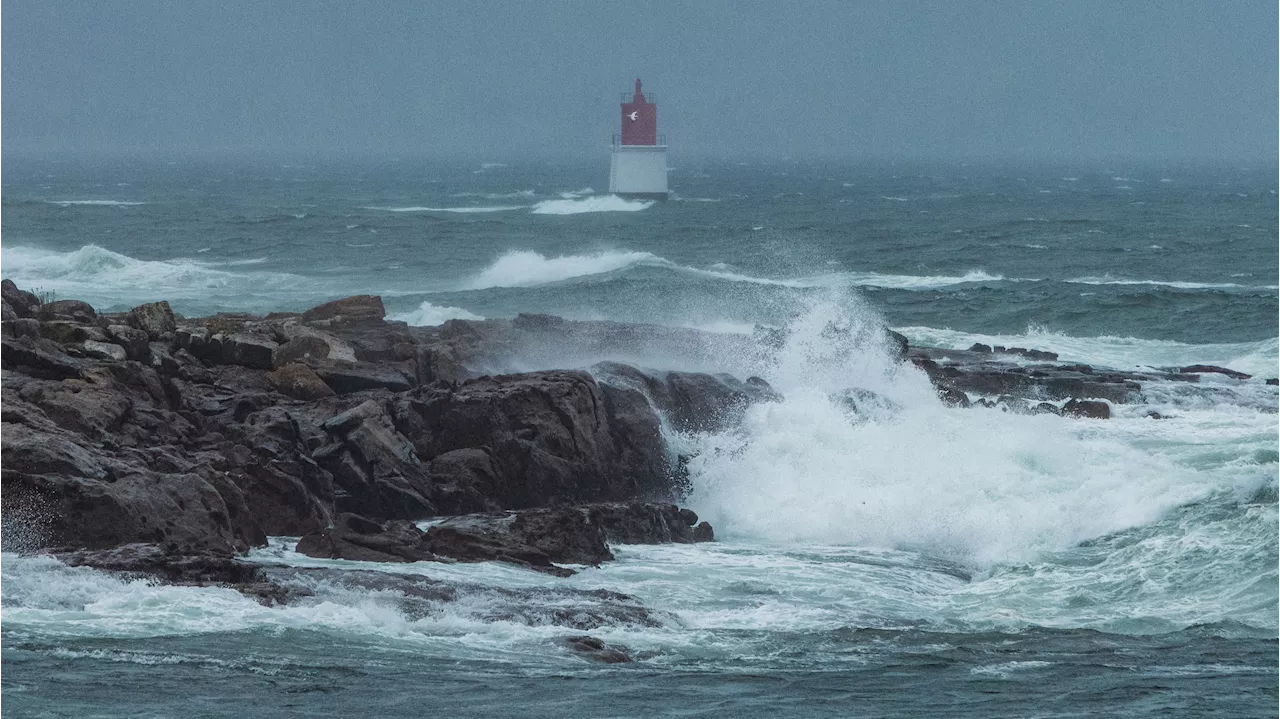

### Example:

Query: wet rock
xmin=295 ymin=513 xmax=433 ymax=563
xmin=1179 ymin=365 xmax=1252 ymax=380
xmin=560 ymin=635 xmax=632 ymax=663
xmin=587 ymin=502 xmax=712 ymax=544
xmin=52 ymin=542 xmax=262 ymax=584
xmin=885 ymin=328 xmax=909 ymax=359
xmin=39 ymin=320 xmax=104 ymax=345
xmin=397 ymin=370 xmax=670 ymax=508
xmin=302 ymin=295 xmax=386 ymax=325
xmin=1267 ymin=378 xmax=1279 ymax=386
xmin=314 ymin=399 xmax=434 ymax=518
xmin=267 ymin=362 xmax=336 ymax=401
xmin=591 ymin=361 xmax=781 ymax=434
xmin=1062 ymin=398 xmax=1110 ymax=419
xmin=127 ymin=301 xmax=177 ymax=339
xmin=968 ymin=343 xmax=993 ymax=353
xmin=936 ymin=386 xmax=970 ymax=408
xmin=38 ymin=299 xmax=96 ymax=324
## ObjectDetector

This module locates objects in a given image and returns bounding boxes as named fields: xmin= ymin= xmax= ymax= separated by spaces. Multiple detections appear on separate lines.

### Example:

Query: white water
xmin=364 ymin=205 xmax=526 ymax=213
xmin=391 ymin=300 xmax=485 ymax=326
xmin=899 ymin=325 xmax=1279 ymax=378
xmin=0 ymin=244 xmax=309 ymax=307
xmin=463 ymin=250 xmax=663 ymax=289
xmin=530 ymin=195 xmax=653 ymax=215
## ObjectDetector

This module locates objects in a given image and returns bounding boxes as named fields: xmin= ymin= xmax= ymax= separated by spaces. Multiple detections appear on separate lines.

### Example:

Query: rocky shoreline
xmin=2 ymin=280 xmax=1270 ymax=611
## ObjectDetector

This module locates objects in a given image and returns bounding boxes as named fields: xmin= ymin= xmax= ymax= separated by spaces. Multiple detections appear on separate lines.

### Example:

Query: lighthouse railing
xmin=619 ymin=93 xmax=657 ymax=103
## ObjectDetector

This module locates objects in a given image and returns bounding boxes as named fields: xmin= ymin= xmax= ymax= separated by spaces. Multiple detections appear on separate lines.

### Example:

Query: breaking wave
xmin=391 ymin=301 xmax=486 ymax=326
xmin=464 ymin=250 xmax=662 ymax=289
xmin=46 ymin=200 xmax=146 ymax=207
xmin=530 ymin=195 xmax=653 ymax=215
xmin=364 ymin=205 xmax=525 ymax=213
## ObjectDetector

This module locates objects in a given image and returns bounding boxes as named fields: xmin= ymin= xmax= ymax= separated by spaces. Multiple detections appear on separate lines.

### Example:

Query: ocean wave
xmin=0 ymin=244 xmax=307 ymax=306
xmin=686 ymin=294 xmax=1271 ymax=571
xmin=391 ymin=301 xmax=485 ymax=326
xmin=1066 ymin=276 xmax=1279 ymax=291
xmin=530 ymin=195 xmax=653 ymax=215
xmin=461 ymin=249 xmax=1009 ymax=291
xmin=464 ymin=250 xmax=663 ymax=289
xmin=47 ymin=200 xmax=146 ymax=207
xmin=449 ymin=190 xmax=536 ymax=200
xmin=364 ymin=205 xmax=525 ymax=213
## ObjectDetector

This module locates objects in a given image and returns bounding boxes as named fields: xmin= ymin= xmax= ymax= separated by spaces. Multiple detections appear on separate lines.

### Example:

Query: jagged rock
xmin=39 ymin=320 xmax=105 ymax=345
xmin=396 ymin=370 xmax=669 ymax=509
xmin=295 ymin=513 xmax=433 ymax=563
xmin=1 ymin=279 xmax=41 ymax=318
xmin=591 ymin=361 xmax=781 ymax=434
xmin=38 ymin=299 xmax=97 ymax=324
xmin=415 ymin=345 xmax=469 ymax=384
xmin=311 ymin=362 xmax=412 ymax=394
xmin=302 ymin=295 xmax=386 ymax=325
xmin=106 ymin=324 xmax=150 ymax=361
xmin=969 ymin=343 xmax=993 ymax=353
xmin=885 ymin=328 xmax=909 ymax=359
xmin=127 ymin=301 xmax=177 ymax=339
xmin=587 ymin=502 xmax=712 ymax=544
xmin=81 ymin=340 xmax=128 ymax=362
xmin=1267 ymin=378 xmax=1278 ymax=386
xmin=267 ymin=362 xmax=336 ymax=401
xmin=1062 ymin=398 xmax=1110 ymax=419
xmin=272 ymin=334 xmax=332 ymax=367
xmin=1 ymin=337 xmax=84 ymax=379
xmin=213 ymin=332 xmax=278 ymax=370
xmin=314 ymin=399 xmax=434 ymax=518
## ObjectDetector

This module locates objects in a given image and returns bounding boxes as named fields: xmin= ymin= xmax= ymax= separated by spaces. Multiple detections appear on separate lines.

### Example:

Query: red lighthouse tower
xmin=620 ymin=78 xmax=657 ymax=146
xmin=609 ymin=78 xmax=668 ymax=200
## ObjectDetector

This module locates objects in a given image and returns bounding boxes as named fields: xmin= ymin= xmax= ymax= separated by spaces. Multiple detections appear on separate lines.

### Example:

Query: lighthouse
xmin=609 ymin=78 xmax=668 ymax=200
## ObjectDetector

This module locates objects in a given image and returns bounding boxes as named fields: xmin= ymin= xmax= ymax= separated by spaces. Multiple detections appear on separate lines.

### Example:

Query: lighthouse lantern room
xmin=609 ymin=78 xmax=668 ymax=200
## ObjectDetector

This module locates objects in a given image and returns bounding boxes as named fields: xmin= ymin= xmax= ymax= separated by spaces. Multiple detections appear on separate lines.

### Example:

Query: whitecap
xmin=363 ymin=205 xmax=525 ymax=213
xmin=531 ymin=195 xmax=651 ymax=214
xmin=391 ymin=301 xmax=485 ymax=326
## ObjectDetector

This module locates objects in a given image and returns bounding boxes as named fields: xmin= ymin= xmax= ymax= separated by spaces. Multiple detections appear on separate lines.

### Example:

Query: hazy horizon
xmin=3 ymin=1 xmax=1276 ymax=163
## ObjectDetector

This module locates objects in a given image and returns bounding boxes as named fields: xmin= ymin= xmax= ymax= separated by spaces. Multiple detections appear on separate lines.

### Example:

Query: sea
xmin=1 ymin=156 xmax=1277 ymax=718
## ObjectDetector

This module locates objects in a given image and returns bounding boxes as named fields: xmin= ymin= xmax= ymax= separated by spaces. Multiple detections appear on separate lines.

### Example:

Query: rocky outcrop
xmin=296 ymin=502 xmax=713 ymax=576
xmin=591 ymin=361 xmax=781 ymax=433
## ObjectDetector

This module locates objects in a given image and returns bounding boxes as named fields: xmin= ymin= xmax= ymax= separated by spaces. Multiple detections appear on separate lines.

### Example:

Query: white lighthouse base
xmin=609 ymin=145 xmax=668 ymax=200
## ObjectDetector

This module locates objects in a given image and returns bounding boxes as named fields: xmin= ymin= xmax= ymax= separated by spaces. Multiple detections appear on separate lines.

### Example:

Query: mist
xmin=3 ymin=0 xmax=1276 ymax=162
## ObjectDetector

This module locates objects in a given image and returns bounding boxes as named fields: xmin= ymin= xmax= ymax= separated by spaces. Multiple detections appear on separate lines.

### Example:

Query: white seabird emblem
xmin=628 ymin=111 xmax=638 ymax=121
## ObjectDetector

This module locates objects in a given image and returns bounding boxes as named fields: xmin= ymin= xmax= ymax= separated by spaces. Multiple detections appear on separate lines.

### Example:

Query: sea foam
xmin=530 ymin=195 xmax=653 ymax=214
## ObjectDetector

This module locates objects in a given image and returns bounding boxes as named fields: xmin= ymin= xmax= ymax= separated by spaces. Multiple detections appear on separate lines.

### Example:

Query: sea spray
xmin=683 ymin=289 xmax=1239 ymax=567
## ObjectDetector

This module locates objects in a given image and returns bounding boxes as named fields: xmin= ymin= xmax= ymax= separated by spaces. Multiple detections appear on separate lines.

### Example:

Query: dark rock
xmin=272 ymin=334 xmax=332 ymax=368
xmin=53 ymin=543 xmax=262 ymax=584
xmin=1062 ymin=398 xmax=1110 ymax=419
xmin=397 ymin=370 xmax=670 ymax=508
xmin=81 ymin=340 xmax=128 ymax=362
xmin=969 ymin=343 xmax=993 ymax=354
xmin=267 ymin=362 xmax=336 ymax=401
xmin=587 ymin=502 xmax=710 ymax=544
xmin=2 ymin=279 xmax=41 ymax=318
xmin=302 ymin=295 xmax=386 ymax=325
xmin=106 ymin=324 xmax=151 ymax=362
xmin=39 ymin=320 xmax=105 ymax=345
xmin=127 ymin=301 xmax=177 ymax=340
xmin=832 ymin=387 xmax=902 ymax=419
xmin=591 ymin=361 xmax=781 ymax=434
xmin=312 ymin=362 xmax=412 ymax=394
xmin=1267 ymin=378 xmax=1279 ymax=386
xmin=1146 ymin=410 xmax=1167 ymax=419
xmin=885 ymin=328 xmax=909 ymax=359
xmin=0 ymin=337 xmax=83 ymax=381
xmin=560 ymin=635 xmax=632 ymax=663
xmin=1179 ymin=365 xmax=1252 ymax=380
xmin=295 ymin=513 xmax=432 ymax=563
xmin=215 ymin=332 xmax=278 ymax=370
xmin=1032 ymin=402 xmax=1063 ymax=416
xmin=38 ymin=299 xmax=97 ymax=324
xmin=315 ymin=399 xmax=434 ymax=518
xmin=693 ymin=521 xmax=714 ymax=542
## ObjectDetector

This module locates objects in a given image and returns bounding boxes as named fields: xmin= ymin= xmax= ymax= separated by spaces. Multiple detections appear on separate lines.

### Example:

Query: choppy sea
xmin=2 ymin=157 xmax=1276 ymax=717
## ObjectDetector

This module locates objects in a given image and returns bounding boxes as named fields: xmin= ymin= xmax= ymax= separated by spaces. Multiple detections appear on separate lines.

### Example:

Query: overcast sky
xmin=3 ymin=1 xmax=1275 ymax=161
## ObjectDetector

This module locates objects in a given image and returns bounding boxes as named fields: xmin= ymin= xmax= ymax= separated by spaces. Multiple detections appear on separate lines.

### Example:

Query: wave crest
xmin=531 ymin=196 xmax=653 ymax=215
